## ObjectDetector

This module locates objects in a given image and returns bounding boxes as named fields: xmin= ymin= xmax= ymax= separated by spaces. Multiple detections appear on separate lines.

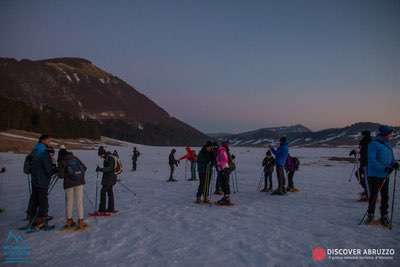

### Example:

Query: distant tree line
xmin=0 ymin=96 xmax=101 ymax=139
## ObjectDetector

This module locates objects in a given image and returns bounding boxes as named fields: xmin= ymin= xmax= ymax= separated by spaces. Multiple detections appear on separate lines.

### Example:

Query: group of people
xmin=350 ymin=126 xmax=399 ymax=226
xmin=260 ymin=137 xmax=300 ymax=195
xmin=21 ymin=135 xmax=136 ymax=231
xmin=1 ymin=124 xmax=398 ymax=230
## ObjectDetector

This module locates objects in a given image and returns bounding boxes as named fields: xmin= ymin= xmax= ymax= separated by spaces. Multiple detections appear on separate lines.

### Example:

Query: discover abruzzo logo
xmin=312 ymin=246 xmax=395 ymax=262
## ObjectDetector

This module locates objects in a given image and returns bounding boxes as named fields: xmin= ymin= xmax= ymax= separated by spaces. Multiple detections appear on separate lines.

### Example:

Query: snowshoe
xmin=76 ymin=219 xmax=89 ymax=230
xmin=63 ymin=218 xmax=76 ymax=229
xmin=364 ymin=214 xmax=374 ymax=225
xmin=380 ymin=216 xmax=391 ymax=228
xmin=27 ymin=223 xmax=55 ymax=234
xmin=88 ymin=211 xmax=112 ymax=217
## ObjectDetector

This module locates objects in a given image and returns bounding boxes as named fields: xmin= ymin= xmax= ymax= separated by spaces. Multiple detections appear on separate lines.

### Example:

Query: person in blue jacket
xmin=366 ymin=126 xmax=399 ymax=226
xmin=269 ymin=137 xmax=289 ymax=195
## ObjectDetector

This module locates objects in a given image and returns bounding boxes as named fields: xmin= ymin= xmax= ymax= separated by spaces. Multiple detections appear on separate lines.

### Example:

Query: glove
xmin=96 ymin=166 xmax=102 ymax=172
xmin=392 ymin=162 xmax=399 ymax=170
xmin=385 ymin=166 xmax=394 ymax=174
xmin=349 ymin=150 xmax=357 ymax=157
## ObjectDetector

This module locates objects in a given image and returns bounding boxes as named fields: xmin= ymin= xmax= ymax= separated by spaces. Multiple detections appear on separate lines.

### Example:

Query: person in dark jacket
xmin=28 ymin=135 xmax=55 ymax=228
xmin=195 ymin=141 xmax=213 ymax=203
xmin=131 ymin=147 xmax=140 ymax=171
xmin=365 ymin=126 xmax=399 ymax=226
xmin=59 ymin=152 xmax=88 ymax=229
xmin=168 ymin=149 xmax=179 ymax=182
xmin=96 ymin=150 xmax=118 ymax=213
xmin=269 ymin=137 xmax=289 ymax=195
xmin=261 ymin=151 xmax=275 ymax=192
xmin=357 ymin=130 xmax=372 ymax=201
xmin=285 ymin=154 xmax=299 ymax=192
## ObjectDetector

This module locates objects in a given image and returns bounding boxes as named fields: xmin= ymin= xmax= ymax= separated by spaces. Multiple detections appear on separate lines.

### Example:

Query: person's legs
xmin=37 ymin=187 xmax=48 ymax=218
xmin=191 ymin=161 xmax=196 ymax=180
xmin=197 ymin=172 xmax=205 ymax=198
xmin=268 ymin=171 xmax=273 ymax=190
xmin=379 ymin=179 xmax=389 ymax=218
xmin=29 ymin=186 xmax=39 ymax=223
xmin=215 ymin=171 xmax=222 ymax=193
xmin=99 ymin=186 xmax=107 ymax=211
xmin=132 ymin=160 xmax=137 ymax=171
xmin=276 ymin=166 xmax=284 ymax=193
xmin=367 ymin=177 xmax=379 ymax=216
xmin=107 ymin=185 xmax=115 ymax=212
xmin=263 ymin=171 xmax=268 ymax=190
xmin=65 ymin=187 xmax=74 ymax=219
xmin=75 ymin=185 xmax=84 ymax=219
xmin=288 ymin=171 xmax=294 ymax=189
xmin=221 ymin=170 xmax=230 ymax=196
xmin=169 ymin=165 xmax=174 ymax=180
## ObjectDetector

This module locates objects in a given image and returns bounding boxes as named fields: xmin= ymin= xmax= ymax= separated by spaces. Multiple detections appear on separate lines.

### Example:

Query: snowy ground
xmin=0 ymin=144 xmax=399 ymax=267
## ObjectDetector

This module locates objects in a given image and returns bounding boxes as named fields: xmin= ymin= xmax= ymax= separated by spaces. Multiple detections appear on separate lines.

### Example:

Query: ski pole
xmin=203 ymin=164 xmax=210 ymax=198
xmin=358 ymin=176 xmax=389 ymax=225
xmin=235 ymin=170 xmax=239 ymax=193
xmin=348 ymin=161 xmax=358 ymax=183
xmin=389 ymin=169 xmax=397 ymax=230
xmin=48 ymin=176 xmax=59 ymax=194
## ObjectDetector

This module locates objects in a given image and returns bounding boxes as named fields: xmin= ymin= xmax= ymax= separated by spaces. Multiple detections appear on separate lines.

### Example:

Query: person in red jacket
xmin=179 ymin=147 xmax=197 ymax=180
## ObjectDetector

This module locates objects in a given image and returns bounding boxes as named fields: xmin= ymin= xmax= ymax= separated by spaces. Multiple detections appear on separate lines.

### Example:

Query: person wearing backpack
xmin=261 ymin=151 xmax=275 ymax=192
xmin=96 ymin=150 xmax=118 ymax=213
xmin=285 ymin=154 xmax=300 ymax=192
xmin=58 ymin=151 xmax=88 ymax=229
xmin=131 ymin=147 xmax=140 ymax=171
xmin=168 ymin=149 xmax=179 ymax=182
xmin=195 ymin=141 xmax=214 ymax=203
xmin=28 ymin=135 xmax=56 ymax=229
xmin=269 ymin=137 xmax=289 ymax=195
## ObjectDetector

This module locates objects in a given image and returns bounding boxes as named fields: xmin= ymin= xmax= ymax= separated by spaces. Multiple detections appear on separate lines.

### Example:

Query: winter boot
xmin=214 ymin=190 xmax=223 ymax=195
xmin=64 ymin=218 xmax=76 ymax=229
xmin=364 ymin=213 xmax=374 ymax=224
xmin=203 ymin=198 xmax=211 ymax=204
xmin=380 ymin=215 xmax=390 ymax=227
xmin=77 ymin=219 xmax=88 ymax=230
xmin=34 ymin=217 xmax=46 ymax=229
xmin=260 ymin=187 xmax=268 ymax=192
xmin=217 ymin=196 xmax=232 ymax=206
xmin=195 ymin=197 xmax=202 ymax=204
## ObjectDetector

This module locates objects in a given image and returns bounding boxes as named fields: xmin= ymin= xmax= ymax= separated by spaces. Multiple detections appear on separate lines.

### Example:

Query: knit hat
xmin=378 ymin=125 xmax=394 ymax=136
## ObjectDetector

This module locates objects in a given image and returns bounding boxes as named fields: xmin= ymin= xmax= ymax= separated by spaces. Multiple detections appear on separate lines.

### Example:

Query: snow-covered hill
xmin=0 ymin=142 xmax=399 ymax=266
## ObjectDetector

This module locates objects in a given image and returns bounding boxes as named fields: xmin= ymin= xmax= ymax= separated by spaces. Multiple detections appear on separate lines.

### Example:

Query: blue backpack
xmin=66 ymin=158 xmax=85 ymax=181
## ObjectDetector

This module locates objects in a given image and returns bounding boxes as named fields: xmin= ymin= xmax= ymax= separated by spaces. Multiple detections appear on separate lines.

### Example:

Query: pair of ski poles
xmin=348 ymin=156 xmax=360 ymax=183
xmin=358 ymin=169 xmax=398 ymax=229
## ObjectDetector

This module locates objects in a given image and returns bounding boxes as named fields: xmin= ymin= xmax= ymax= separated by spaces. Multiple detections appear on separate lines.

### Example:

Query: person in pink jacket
xmin=216 ymin=142 xmax=233 ymax=205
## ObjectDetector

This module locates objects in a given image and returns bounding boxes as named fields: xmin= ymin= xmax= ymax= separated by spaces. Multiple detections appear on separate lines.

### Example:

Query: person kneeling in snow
xmin=96 ymin=150 xmax=118 ymax=213
xmin=58 ymin=151 xmax=88 ymax=229
xmin=365 ymin=126 xmax=399 ymax=226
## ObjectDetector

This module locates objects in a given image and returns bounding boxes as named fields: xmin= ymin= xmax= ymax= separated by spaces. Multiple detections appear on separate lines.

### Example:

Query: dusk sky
xmin=1 ymin=0 xmax=399 ymax=133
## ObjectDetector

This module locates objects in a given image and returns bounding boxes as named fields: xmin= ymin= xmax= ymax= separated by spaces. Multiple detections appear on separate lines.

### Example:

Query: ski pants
xmin=65 ymin=185 xmax=84 ymax=219
xmin=215 ymin=170 xmax=222 ymax=192
xmin=197 ymin=171 xmax=211 ymax=198
xmin=169 ymin=164 xmax=175 ymax=180
xmin=287 ymin=171 xmax=295 ymax=189
xmin=132 ymin=160 xmax=137 ymax=171
xmin=264 ymin=171 xmax=273 ymax=189
xmin=190 ymin=161 xmax=197 ymax=180
xmin=367 ymin=177 xmax=389 ymax=217
xmin=99 ymin=184 xmax=115 ymax=212
xmin=219 ymin=169 xmax=230 ymax=196
xmin=358 ymin=166 xmax=368 ymax=196
xmin=29 ymin=185 xmax=49 ymax=219
xmin=276 ymin=166 xmax=286 ymax=193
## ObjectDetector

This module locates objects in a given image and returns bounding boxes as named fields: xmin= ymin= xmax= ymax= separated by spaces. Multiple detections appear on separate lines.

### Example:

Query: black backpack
xmin=23 ymin=153 xmax=33 ymax=175
xmin=293 ymin=157 xmax=300 ymax=170
xmin=66 ymin=158 xmax=86 ymax=181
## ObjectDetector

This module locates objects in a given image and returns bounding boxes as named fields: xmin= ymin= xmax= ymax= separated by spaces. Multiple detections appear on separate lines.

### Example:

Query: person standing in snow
xmin=269 ymin=137 xmax=289 ymax=195
xmin=58 ymin=151 xmax=88 ymax=229
xmin=261 ymin=151 xmax=275 ymax=192
xmin=131 ymin=147 xmax=140 ymax=171
xmin=96 ymin=150 xmax=118 ymax=213
xmin=357 ymin=130 xmax=372 ymax=201
xmin=28 ymin=135 xmax=56 ymax=228
xmin=195 ymin=141 xmax=214 ymax=203
xmin=168 ymin=149 xmax=179 ymax=182
xmin=365 ymin=126 xmax=399 ymax=226
xmin=285 ymin=154 xmax=300 ymax=192
xmin=57 ymin=145 xmax=68 ymax=166
xmin=216 ymin=142 xmax=233 ymax=205
xmin=179 ymin=147 xmax=197 ymax=180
